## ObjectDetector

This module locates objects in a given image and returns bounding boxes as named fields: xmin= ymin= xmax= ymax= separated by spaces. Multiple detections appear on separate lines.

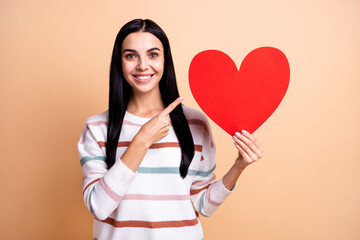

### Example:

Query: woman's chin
xmin=132 ymin=84 xmax=160 ymax=95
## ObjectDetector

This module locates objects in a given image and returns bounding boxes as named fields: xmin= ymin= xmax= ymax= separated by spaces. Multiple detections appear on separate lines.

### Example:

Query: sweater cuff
xmin=102 ymin=159 xmax=137 ymax=198
xmin=220 ymin=176 xmax=237 ymax=193
xmin=209 ymin=177 xmax=236 ymax=204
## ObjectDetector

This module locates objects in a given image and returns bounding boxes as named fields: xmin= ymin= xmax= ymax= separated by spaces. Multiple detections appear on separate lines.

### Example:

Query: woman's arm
xmin=78 ymin=122 xmax=137 ymax=221
xmin=79 ymin=98 xmax=183 ymax=220
xmin=222 ymin=130 xmax=264 ymax=191
xmin=189 ymin=127 xmax=264 ymax=217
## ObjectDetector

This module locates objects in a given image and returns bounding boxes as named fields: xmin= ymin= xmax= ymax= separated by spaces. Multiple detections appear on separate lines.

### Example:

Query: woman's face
xmin=121 ymin=31 xmax=165 ymax=95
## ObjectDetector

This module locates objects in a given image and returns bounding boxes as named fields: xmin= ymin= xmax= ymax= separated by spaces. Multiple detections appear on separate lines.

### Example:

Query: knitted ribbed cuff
xmin=102 ymin=159 xmax=137 ymax=198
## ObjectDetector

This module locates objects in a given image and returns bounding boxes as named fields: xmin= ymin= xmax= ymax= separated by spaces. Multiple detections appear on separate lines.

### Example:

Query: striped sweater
xmin=77 ymin=105 xmax=235 ymax=240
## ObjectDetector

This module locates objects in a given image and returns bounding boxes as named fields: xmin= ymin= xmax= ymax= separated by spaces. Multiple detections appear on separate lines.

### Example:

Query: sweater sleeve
xmin=189 ymin=117 xmax=236 ymax=217
xmin=77 ymin=120 xmax=137 ymax=220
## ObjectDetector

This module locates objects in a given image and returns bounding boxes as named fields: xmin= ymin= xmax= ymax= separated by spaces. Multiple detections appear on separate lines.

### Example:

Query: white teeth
xmin=136 ymin=75 xmax=152 ymax=80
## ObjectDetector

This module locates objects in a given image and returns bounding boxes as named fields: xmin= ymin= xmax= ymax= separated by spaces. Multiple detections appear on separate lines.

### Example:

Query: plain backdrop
xmin=1 ymin=0 xmax=359 ymax=239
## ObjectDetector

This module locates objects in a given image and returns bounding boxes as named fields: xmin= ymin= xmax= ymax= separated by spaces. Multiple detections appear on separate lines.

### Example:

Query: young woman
xmin=78 ymin=19 xmax=263 ymax=240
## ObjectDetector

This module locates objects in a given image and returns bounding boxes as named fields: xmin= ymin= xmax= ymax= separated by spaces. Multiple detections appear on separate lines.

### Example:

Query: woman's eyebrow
xmin=123 ymin=49 xmax=136 ymax=54
xmin=122 ymin=47 xmax=160 ymax=54
xmin=147 ymin=47 xmax=161 ymax=52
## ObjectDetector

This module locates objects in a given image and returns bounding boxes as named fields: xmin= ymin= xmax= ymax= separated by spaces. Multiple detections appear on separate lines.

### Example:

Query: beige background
xmin=1 ymin=0 xmax=359 ymax=239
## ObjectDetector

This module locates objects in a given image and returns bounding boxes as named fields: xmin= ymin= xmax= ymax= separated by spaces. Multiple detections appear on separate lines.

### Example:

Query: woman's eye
xmin=149 ymin=53 xmax=158 ymax=58
xmin=125 ymin=54 xmax=136 ymax=59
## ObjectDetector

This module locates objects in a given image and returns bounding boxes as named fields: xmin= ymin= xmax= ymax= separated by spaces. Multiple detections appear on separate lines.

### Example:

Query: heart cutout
xmin=189 ymin=47 xmax=290 ymax=135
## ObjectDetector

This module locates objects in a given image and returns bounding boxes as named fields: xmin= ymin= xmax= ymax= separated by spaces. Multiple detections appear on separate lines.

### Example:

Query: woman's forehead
xmin=122 ymin=32 xmax=163 ymax=51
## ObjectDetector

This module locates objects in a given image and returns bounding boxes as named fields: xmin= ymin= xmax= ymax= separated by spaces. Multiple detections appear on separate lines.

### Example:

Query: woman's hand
xmin=221 ymin=130 xmax=264 ymax=191
xmin=135 ymin=97 xmax=183 ymax=148
xmin=232 ymin=130 xmax=264 ymax=170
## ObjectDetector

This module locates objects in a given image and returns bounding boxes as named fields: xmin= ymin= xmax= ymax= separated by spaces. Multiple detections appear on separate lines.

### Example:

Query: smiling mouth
xmin=133 ymin=74 xmax=154 ymax=82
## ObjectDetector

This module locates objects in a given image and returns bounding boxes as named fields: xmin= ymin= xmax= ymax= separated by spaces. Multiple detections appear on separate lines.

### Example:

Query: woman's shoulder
xmin=83 ymin=110 xmax=109 ymax=125
xmin=78 ymin=110 xmax=108 ymax=143
xmin=182 ymin=104 xmax=215 ymax=146
xmin=182 ymin=104 xmax=209 ymax=124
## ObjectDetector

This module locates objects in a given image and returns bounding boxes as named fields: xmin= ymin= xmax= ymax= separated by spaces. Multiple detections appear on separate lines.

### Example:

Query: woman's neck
xmin=127 ymin=88 xmax=165 ymax=118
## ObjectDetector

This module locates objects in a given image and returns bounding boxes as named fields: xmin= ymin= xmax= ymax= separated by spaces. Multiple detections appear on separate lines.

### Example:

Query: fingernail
xmin=179 ymin=96 xmax=184 ymax=101
xmin=241 ymin=130 xmax=247 ymax=134
xmin=235 ymin=132 xmax=241 ymax=137
xmin=233 ymin=135 xmax=238 ymax=140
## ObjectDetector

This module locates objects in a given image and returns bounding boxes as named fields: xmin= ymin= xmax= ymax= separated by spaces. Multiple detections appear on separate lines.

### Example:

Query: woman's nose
xmin=136 ymin=57 xmax=149 ymax=70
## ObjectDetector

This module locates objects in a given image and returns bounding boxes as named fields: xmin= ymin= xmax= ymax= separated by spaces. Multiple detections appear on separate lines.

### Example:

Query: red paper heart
xmin=189 ymin=47 xmax=290 ymax=135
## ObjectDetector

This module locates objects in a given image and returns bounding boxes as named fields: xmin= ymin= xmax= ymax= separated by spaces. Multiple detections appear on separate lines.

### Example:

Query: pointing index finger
xmin=160 ymin=96 xmax=184 ymax=116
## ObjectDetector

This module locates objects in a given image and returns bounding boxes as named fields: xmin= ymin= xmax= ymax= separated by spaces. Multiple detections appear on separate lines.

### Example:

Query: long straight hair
xmin=106 ymin=19 xmax=194 ymax=178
